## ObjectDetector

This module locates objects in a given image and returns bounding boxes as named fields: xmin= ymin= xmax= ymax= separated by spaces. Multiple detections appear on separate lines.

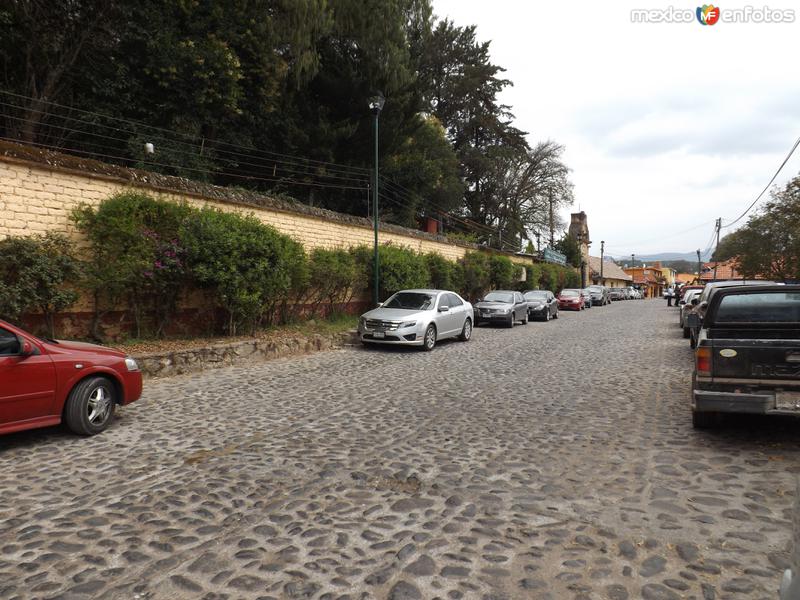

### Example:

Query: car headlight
xmin=400 ymin=321 xmax=417 ymax=328
xmin=499 ymin=308 xmax=510 ymax=313
xmin=125 ymin=357 xmax=139 ymax=372
xmin=359 ymin=317 xmax=367 ymax=328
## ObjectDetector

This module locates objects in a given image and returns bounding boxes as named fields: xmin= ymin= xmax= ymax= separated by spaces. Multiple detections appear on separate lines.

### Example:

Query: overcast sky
xmin=433 ymin=0 xmax=800 ymax=258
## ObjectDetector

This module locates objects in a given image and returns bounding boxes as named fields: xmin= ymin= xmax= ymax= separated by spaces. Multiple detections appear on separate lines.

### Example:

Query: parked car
xmin=0 ymin=319 xmax=143 ymax=436
xmin=679 ymin=289 xmax=702 ymax=337
xmin=586 ymin=285 xmax=609 ymax=306
xmin=580 ymin=289 xmax=594 ymax=308
xmin=359 ymin=289 xmax=473 ymax=350
xmin=474 ymin=290 xmax=529 ymax=328
xmin=687 ymin=280 xmax=776 ymax=348
xmin=609 ymin=288 xmax=625 ymax=301
xmin=689 ymin=284 xmax=800 ymax=428
xmin=678 ymin=284 xmax=704 ymax=304
xmin=524 ymin=290 xmax=559 ymax=321
xmin=558 ymin=289 xmax=584 ymax=311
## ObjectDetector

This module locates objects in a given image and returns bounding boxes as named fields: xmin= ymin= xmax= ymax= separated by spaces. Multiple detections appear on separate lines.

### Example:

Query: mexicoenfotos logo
xmin=696 ymin=4 xmax=721 ymax=25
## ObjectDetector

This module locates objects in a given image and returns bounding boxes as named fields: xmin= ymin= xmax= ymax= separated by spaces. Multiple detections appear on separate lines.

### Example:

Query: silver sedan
xmin=358 ymin=289 xmax=474 ymax=350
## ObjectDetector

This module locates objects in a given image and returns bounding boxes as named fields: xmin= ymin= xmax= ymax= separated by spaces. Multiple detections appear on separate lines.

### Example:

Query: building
xmin=675 ymin=272 xmax=698 ymax=285
xmin=588 ymin=256 xmax=633 ymax=288
xmin=568 ymin=211 xmax=591 ymax=287
xmin=650 ymin=261 xmax=676 ymax=287
xmin=699 ymin=257 xmax=758 ymax=282
xmin=623 ymin=266 xmax=667 ymax=298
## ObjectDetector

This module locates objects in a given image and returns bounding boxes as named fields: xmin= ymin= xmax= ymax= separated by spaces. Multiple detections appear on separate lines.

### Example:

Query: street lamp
xmin=368 ymin=92 xmax=385 ymax=307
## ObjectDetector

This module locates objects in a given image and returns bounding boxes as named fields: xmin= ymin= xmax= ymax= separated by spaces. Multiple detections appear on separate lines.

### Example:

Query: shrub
xmin=489 ymin=254 xmax=517 ymax=289
xmin=0 ymin=233 xmax=80 ymax=336
xmin=180 ymin=208 xmax=302 ymax=334
xmin=539 ymin=263 xmax=580 ymax=294
xmin=425 ymin=252 xmax=455 ymax=290
xmin=306 ymin=248 xmax=360 ymax=316
xmin=522 ymin=263 xmax=542 ymax=291
xmin=72 ymin=192 xmax=191 ymax=338
xmin=351 ymin=244 xmax=429 ymax=302
xmin=461 ymin=251 xmax=490 ymax=301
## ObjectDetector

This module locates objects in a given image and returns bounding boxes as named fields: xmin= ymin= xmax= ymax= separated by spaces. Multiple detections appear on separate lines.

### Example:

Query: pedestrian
xmin=666 ymin=287 xmax=673 ymax=307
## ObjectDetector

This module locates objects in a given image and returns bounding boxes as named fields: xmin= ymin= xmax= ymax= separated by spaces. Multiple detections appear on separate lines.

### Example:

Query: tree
xmin=555 ymin=234 xmax=582 ymax=268
xmin=714 ymin=175 xmax=800 ymax=281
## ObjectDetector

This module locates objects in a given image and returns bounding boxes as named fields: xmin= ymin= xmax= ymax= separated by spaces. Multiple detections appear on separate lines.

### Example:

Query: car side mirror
xmin=687 ymin=313 xmax=700 ymax=328
xmin=18 ymin=336 xmax=34 ymax=356
xmin=438 ymin=306 xmax=449 ymax=312
xmin=376 ymin=302 xmax=383 ymax=308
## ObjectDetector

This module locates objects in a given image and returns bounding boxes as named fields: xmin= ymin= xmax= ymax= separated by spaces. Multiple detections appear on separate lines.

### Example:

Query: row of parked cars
xmin=674 ymin=280 xmax=800 ymax=428
xmin=357 ymin=284 xmax=630 ymax=351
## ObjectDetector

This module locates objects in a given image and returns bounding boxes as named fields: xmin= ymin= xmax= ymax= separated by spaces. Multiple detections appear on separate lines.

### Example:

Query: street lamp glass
xmin=368 ymin=93 xmax=385 ymax=114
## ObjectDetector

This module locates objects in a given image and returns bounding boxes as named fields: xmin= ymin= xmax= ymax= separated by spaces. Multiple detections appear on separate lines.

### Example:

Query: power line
xmin=721 ymin=134 xmax=800 ymax=229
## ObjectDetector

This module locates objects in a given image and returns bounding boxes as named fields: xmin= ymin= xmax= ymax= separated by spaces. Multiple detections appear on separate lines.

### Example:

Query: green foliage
xmin=306 ymin=248 xmax=361 ymax=314
xmin=555 ymin=234 xmax=583 ymax=268
xmin=537 ymin=262 xmax=579 ymax=294
xmin=0 ymin=233 xmax=80 ymax=336
xmin=352 ymin=244 xmax=430 ymax=302
xmin=523 ymin=263 xmax=542 ymax=291
xmin=714 ymin=176 xmax=800 ymax=281
xmin=488 ymin=255 xmax=517 ymax=289
xmin=72 ymin=192 xmax=191 ymax=338
xmin=460 ymin=252 xmax=491 ymax=301
xmin=180 ymin=207 xmax=304 ymax=334
xmin=425 ymin=252 xmax=456 ymax=290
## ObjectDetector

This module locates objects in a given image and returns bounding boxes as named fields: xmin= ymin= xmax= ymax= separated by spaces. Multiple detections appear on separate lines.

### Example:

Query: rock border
xmin=134 ymin=330 xmax=360 ymax=378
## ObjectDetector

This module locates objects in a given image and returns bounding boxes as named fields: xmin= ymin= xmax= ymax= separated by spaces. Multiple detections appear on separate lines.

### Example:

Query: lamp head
xmin=368 ymin=92 xmax=385 ymax=115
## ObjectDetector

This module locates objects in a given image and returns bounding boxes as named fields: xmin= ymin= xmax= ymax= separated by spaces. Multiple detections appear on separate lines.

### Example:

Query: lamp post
xmin=368 ymin=92 xmax=385 ymax=307
xmin=600 ymin=240 xmax=605 ymax=282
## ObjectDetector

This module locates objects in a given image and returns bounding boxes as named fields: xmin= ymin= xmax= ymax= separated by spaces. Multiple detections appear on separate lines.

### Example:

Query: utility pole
xmin=696 ymin=249 xmax=702 ymax=284
xmin=712 ymin=217 xmax=721 ymax=282
xmin=600 ymin=240 xmax=605 ymax=282
xmin=368 ymin=92 xmax=385 ymax=307
xmin=548 ymin=194 xmax=555 ymax=247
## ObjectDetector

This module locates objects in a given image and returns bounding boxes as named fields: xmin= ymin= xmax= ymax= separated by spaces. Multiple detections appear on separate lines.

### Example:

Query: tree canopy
xmin=0 ymin=0 xmax=574 ymax=249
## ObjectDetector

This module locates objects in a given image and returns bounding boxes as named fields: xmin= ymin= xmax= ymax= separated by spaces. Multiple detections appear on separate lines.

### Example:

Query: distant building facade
xmin=588 ymin=256 xmax=633 ymax=288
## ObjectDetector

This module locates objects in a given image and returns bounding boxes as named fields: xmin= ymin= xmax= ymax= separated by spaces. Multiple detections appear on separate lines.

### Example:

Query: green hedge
xmin=0 ymin=191 xmax=582 ymax=339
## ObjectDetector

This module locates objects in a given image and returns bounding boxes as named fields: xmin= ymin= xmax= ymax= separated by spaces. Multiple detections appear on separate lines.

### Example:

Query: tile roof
xmin=699 ymin=258 xmax=759 ymax=281
xmin=587 ymin=256 xmax=632 ymax=282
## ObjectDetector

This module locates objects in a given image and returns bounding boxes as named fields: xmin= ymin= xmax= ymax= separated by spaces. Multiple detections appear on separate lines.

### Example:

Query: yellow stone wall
xmin=0 ymin=159 xmax=478 ymax=261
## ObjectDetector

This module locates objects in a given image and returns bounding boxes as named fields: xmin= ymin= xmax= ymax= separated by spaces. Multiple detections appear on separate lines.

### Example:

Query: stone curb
xmin=134 ymin=329 xmax=360 ymax=378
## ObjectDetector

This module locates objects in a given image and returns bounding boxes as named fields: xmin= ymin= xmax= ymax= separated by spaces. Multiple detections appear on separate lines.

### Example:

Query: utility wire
xmin=721 ymin=135 xmax=800 ymax=229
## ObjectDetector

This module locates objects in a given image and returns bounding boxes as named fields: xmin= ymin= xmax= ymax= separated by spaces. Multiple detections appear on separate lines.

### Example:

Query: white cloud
xmin=432 ymin=0 xmax=800 ymax=254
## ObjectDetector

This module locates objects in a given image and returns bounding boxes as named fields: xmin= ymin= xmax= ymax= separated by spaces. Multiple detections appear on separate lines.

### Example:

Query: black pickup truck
xmin=689 ymin=284 xmax=800 ymax=428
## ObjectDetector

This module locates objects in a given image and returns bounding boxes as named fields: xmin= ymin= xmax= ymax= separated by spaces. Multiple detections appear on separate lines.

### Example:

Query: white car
xmin=358 ymin=289 xmax=473 ymax=350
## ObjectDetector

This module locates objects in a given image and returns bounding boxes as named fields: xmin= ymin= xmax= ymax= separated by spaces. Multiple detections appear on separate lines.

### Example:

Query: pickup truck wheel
xmin=64 ymin=376 xmax=117 ymax=435
xmin=682 ymin=327 xmax=690 ymax=339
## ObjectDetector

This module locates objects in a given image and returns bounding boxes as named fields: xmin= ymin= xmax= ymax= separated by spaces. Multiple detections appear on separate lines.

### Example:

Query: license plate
xmin=372 ymin=331 xmax=385 ymax=339
xmin=776 ymin=391 xmax=800 ymax=410
xmin=481 ymin=311 xmax=491 ymax=317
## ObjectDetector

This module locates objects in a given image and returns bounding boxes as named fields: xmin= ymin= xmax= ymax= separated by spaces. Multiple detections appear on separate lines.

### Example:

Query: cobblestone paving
xmin=1 ymin=300 xmax=799 ymax=600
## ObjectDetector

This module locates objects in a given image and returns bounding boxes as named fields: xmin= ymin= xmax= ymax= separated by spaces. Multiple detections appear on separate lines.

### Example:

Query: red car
xmin=0 ymin=319 xmax=143 ymax=436
xmin=558 ymin=289 xmax=585 ymax=311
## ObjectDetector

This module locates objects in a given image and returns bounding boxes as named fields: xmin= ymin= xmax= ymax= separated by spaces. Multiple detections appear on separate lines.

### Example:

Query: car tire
xmin=553 ymin=309 xmax=558 ymax=319
xmin=423 ymin=324 xmax=437 ymax=351
xmin=544 ymin=310 xmax=550 ymax=322
xmin=459 ymin=318 xmax=472 ymax=342
xmin=682 ymin=327 xmax=690 ymax=339
xmin=64 ymin=376 xmax=117 ymax=435
xmin=521 ymin=312 xmax=528 ymax=325
xmin=507 ymin=315 xmax=514 ymax=328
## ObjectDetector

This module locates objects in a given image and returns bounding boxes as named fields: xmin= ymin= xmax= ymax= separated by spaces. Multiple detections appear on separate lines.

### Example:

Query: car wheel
xmin=553 ymin=309 xmax=558 ymax=319
xmin=521 ymin=311 xmax=528 ymax=324
xmin=682 ymin=327 xmax=690 ymax=339
xmin=544 ymin=310 xmax=550 ymax=322
xmin=507 ymin=315 xmax=514 ymax=328
xmin=423 ymin=324 xmax=437 ymax=351
xmin=459 ymin=318 xmax=472 ymax=341
xmin=64 ymin=376 xmax=117 ymax=435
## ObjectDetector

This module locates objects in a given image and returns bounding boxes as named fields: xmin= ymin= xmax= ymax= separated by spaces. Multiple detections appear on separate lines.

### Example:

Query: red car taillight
xmin=696 ymin=347 xmax=711 ymax=377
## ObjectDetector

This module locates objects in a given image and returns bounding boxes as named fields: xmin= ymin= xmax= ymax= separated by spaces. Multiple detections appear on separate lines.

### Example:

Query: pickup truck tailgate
xmin=710 ymin=332 xmax=800 ymax=382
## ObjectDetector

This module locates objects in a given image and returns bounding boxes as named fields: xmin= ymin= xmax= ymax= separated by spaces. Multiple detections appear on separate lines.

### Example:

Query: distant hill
xmin=611 ymin=250 xmax=713 ymax=263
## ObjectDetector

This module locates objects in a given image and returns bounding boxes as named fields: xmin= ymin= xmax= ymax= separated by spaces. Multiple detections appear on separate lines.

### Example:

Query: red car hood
xmin=46 ymin=339 xmax=126 ymax=358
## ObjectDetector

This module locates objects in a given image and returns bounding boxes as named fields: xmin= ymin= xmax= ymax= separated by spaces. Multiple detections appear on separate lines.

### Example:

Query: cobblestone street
xmin=1 ymin=300 xmax=799 ymax=600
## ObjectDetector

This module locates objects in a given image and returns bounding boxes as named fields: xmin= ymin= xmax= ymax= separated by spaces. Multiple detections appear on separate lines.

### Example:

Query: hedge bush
xmin=306 ymin=248 xmax=361 ymax=316
xmin=72 ymin=192 xmax=191 ymax=337
xmin=351 ymin=244 xmax=430 ymax=301
xmin=461 ymin=252 xmax=491 ymax=301
xmin=0 ymin=233 xmax=80 ymax=336
xmin=426 ymin=252 xmax=456 ymax=291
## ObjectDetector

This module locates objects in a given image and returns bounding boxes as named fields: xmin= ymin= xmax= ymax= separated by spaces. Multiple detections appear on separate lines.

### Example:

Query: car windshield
xmin=383 ymin=292 xmax=435 ymax=310
xmin=484 ymin=292 xmax=514 ymax=303
xmin=525 ymin=292 xmax=548 ymax=300
xmin=561 ymin=290 xmax=579 ymax=297
xmin=715 ymin=292 xmax=800 ymax=323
